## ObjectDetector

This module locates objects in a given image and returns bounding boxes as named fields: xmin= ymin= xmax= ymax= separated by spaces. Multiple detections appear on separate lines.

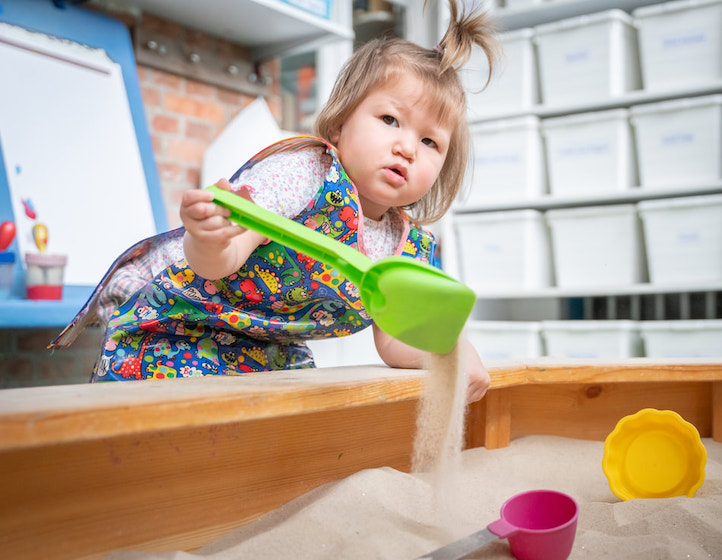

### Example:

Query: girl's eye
xmin=381 ymin=115 xmax=398 ymax=126
xmin=422 ymin=137 xmax=437 ymax=148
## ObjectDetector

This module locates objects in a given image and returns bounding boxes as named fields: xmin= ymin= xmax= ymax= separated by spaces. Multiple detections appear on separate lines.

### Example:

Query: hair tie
xmin=432 ymin=44 xmax=445 ymax=55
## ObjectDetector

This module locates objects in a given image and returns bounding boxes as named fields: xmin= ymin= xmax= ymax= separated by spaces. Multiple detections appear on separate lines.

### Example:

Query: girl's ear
xmin=329 ymin=125 xmax=341 ymax=145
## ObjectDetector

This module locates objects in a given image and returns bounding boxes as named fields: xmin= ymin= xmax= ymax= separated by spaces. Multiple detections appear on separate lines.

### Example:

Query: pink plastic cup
xmin=418 ymin=489 xmax=579 ymax=560
xmin=489 ymin=490 xmax=579 ymax=560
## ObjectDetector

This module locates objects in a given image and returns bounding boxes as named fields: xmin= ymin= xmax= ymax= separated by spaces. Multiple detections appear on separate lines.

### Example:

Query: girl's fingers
xmin=185 ymin=200 xmax=231 ymax=221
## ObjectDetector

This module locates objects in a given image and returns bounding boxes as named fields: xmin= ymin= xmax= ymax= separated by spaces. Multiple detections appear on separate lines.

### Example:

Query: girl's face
xmin=330 ymin=74 xmax=452 ymax=221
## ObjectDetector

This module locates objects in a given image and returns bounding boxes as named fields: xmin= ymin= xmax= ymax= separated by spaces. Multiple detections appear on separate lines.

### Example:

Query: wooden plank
xmin=0 ymin=366 xmax=422 ymax=450
xmin=714 ymin=381 xmax=722 ymax=443
xmin=507 ymin=359 xmax=722 ymax=386
xmin=2 ymin=359 xmax=719 ymax=451
xmin=464 ymin=398 xmax=486 ymax=449
xmin=484 ymin=389 xmax=512 ymax=449
xmin=508 ymin=381 xmax=713 ymax=442
xmin=0 ymin=399 xmax=418 ymax=560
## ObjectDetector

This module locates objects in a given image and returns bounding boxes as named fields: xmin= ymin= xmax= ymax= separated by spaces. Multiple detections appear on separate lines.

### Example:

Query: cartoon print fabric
xmin=80 ymin=137 xmax=437 ymax=381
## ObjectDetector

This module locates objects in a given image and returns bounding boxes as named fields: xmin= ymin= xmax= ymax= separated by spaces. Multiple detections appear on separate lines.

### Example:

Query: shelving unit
xmin=456 ymin=180 xmax=722 ymax=213
xmin=496 ymin=0 xmax=664 ymax=30
xmin=446 ymin=0 xmax=722 ymax=354
xmin=469 ymin=78 xmax=722 ymax=123
xmin=103 ymin=0 xmax=354 ymax=60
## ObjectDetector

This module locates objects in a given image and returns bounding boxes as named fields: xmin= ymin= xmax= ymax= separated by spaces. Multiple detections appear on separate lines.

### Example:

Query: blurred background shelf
xmin=473 ymin=282 xmax=722 ymax=300
xmin=106 ymin=0 xmax=354 ymax=59
xmin=0 ymin=286 xmax=92 ymax=328
xmin=496 ymin=0 xmax=668 ymax=30
xmin=468 ymin=79 xmax=722 ymax=123
xmin=455 ymin=181 xmax=722 ymax=213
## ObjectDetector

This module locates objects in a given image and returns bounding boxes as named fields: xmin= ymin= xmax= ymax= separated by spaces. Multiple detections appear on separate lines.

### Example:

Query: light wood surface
xmin=2 ymin=358 xmax=720 ymax=450
xmin=0 ymin=358 xmax=720 ymax=559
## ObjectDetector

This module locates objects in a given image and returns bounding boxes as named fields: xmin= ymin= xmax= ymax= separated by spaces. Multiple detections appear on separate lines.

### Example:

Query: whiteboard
xmin=0 ymin=22 xmax=157 ymax=286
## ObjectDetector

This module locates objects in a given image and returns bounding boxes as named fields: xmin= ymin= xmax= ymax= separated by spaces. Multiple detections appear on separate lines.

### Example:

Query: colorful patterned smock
xmin=51 ymin=137 xmax=439 ymax=381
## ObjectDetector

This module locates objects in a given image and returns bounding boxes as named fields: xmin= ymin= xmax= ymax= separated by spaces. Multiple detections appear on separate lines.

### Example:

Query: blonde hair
xmin=315 ymin=0 xmax=499 ymax=224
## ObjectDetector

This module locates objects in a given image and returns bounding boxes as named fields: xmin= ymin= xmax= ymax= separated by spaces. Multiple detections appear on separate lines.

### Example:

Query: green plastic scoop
xmin=207 ymin=185 xmax=475 ymax=354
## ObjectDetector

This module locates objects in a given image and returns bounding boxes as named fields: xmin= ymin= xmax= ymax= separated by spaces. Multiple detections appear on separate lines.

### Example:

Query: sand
xmin=105 ymin=350 xmax=722 ymax=559
xmin=106 ymin=434 xmax=722 ymax=559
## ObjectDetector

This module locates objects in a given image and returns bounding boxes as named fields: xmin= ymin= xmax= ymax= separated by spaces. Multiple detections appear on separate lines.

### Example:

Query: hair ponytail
xmin=432 ymin=0 xmax=499 ymax=82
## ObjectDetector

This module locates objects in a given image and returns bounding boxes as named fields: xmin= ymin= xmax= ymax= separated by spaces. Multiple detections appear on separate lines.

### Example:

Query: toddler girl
xmin=52 ymin=0 xmax=498 ymax=403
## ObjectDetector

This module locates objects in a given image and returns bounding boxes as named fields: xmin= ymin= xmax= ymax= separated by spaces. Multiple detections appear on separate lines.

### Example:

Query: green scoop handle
xmin=207 ymin=185 xmax=475 ymax=354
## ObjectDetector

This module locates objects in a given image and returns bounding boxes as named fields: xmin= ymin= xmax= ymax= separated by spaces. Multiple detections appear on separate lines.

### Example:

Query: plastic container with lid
xmin=640 ymin=319 xmax=722 ymax=357
xmin=534 ymin=9 xmax=641 ymax=105
xmin=24 ymin=253 xmax=67 ymax=300
xmin=637 ymin=193 xmax=722 ymax=284
xmin=463 ymin=28 xmax=538 ymax=119
xmin=454 ymin=209 xmax=552 ymax=292
xmin=630 ymin=94 xmax=722 ymax=188
xmin=465 ymin=116 xmax=546 ymax=204
xmin=542 ymin=320 xmax=642 ymax=359
xmin=546 ymin=204 xmax=645 ymax=288
xmin=466 ymin=320 xmax=543 ymax=360
xmin=633 ymin=0 xmax=722 ymax=91
xmin=541 ymin=109 xmax=635 ymax=196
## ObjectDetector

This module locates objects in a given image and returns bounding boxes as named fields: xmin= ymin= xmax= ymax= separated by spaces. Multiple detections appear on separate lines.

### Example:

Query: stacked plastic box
xmin=463 ymin=28 xmax=539 ymax=119
xmin=633 ymin=0 xmax=722 ymax=91
xmin=638 ymin=194 xmax=722 ymax=285
xmin=466 ymin=321 xmax=543 ymax=360
xmin=546 ymin=205 xmax=646 ymax=288
xmin=640 ymin=320 xmax=722 ymax=357
xmin=466 ymin=116 xmax=546 ymax=204
xmin=534 ymin=10 xmax=641 ymax=105
xmin=542 ymin=320 xmax=642 ymax=359
xmin=542 ymin=109 xmax=636 ymax=197
xmin=463 ymin=319 xmax=722 ymax=359
xmin=454 ymin=209 xmax=552 ymax=292
xmin=630 ymin=95 xmax=722 ymax=188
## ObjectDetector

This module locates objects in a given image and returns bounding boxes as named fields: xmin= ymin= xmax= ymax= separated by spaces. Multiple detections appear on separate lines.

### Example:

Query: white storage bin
xmin=505 ymin=0 xmax=545 ymax=10
xmin=546 ymin=205 xmax=645 ymax=287
xmin=465 ymin=116 xmax=546 ymax=204
xmin=542 ymin=320 xmax=642 ymax=358
xmin=542 ymin=109 xmax=635 ymax=196
xmin=534 ymin=9 xmax=641 ymax=105
xmin=638 ymin=194 xmax=722 ymax=284
xmin=634 ymin=0 xmax=722 ymax=91
xmin=640 ymin=319 xmax=722 ymax=357
xmin=465 ymin=320 xmax=543 ymax=360
xmin=454 ymin=210 xmax=552 ymax=292
xmin=463 ymin=28 xmax=538 ymax=119
xmin=630 ymin=94 xmax=722 ymax=188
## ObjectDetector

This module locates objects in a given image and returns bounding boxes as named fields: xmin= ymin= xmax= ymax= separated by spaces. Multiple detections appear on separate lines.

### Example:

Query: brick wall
xmin=0 ymin=328 xmax=103 ymax=388
xmin=139 ymin=60 xmax=282 ymax=228
xmin=0 ymin=13 xmax=282 ymax=388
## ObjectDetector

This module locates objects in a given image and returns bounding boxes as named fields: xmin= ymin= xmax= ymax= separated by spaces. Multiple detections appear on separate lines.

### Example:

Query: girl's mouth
xmin=384 ymin=167 xmax=406 ymax=185
xmin=386 ymin=165 xmax=407 ymax=180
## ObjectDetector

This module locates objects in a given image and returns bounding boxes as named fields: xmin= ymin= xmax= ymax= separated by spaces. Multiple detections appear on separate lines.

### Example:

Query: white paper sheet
xmin=0 ymin=22 xmax=156 ymax=286
xmin=201 ymin=97 xmax=295 ymax=187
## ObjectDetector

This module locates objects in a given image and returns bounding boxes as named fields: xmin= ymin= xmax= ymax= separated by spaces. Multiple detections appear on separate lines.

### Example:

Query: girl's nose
xmin=393 ymin=133 xmax=415 ymax=162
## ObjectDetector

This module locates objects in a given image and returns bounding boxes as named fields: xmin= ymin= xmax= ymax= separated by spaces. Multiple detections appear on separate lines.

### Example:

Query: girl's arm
xmin=181 ymin=180 xmax=267 ymax=280
xmin=372 ymin=324 xmax=490 ymax=403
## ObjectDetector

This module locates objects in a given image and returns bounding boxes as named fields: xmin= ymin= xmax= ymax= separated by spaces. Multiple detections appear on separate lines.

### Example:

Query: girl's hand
xmin=373 ymin=325 xmax=490 ymax=404
xmin=180 ymin=179 xmax=245 ymax=247
xmin=181 ymin=180 xmax=266 ymax=280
